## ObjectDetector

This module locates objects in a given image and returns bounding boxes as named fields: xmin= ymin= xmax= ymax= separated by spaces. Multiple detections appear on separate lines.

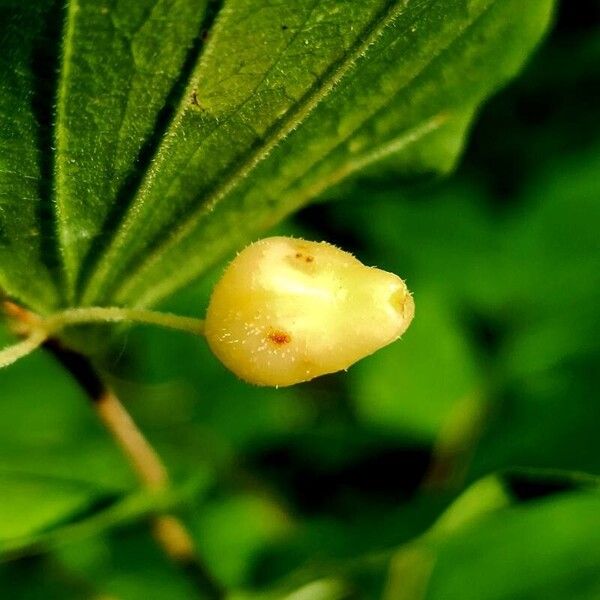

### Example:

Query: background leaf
xmin=421 ymin=491 xmax=600 ymax=600
xmin=0 ymin=471 xmax=104 ymax=542
xmin=381 ymin=482 xmax=600 ymax=600
xmin=349 ymin=291 xmax=481 ymax=441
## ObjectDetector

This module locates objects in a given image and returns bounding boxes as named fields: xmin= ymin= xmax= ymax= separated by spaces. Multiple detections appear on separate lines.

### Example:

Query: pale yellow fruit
xmin=205 ymin=237 xmax=414 ymax=387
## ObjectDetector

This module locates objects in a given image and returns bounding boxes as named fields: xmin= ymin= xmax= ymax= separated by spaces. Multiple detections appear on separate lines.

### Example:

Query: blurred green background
xmin=1 ymin=1 xmax=599 ymax=598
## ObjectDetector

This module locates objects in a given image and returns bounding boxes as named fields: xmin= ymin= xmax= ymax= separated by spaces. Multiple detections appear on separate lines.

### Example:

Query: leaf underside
xmin=0 ymin=0 xmax=554 ymax=314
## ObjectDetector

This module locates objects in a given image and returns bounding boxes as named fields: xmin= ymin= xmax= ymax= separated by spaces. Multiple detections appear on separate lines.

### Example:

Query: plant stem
xmin=43 ymin=338 xmax=223 ymax=600
xmin=44 ymin=306 xmax=205 ymax=336
xmin=0 ymin=331 xmax=47 ymax=368
xmin=94 ymin=387 xmax=169 ymax=490
xmin=1 ymin=303 xmax=204 ymax=372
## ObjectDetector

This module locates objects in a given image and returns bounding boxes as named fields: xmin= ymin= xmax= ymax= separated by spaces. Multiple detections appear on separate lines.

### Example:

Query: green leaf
xmin=54 ymin=0 xmax=210 ymax=300
xmin=91 ymin=0 xmax=553 ymax=307
xmin=35 ymin=0 xmax=550 ymax=310
xmin=192 ymin=493 xmax=292 ymax=587
xmin=0 ymin=471 xmax=102 ymax=542
xmin=0 ymin=484 xmax=193 ymax=558
xmin=383 ymin=476 xmax=511 ymax=600
xmin=382 ymin=477 xmax=600 ymax=600
xmin=1 ymin=0 xmax=557 ymax=314
xmin=422 ymin=491 xmax=600 ymax=600
xmin=0 ymin=1 xmax=554 ymax=311
xmin=0 ymin=1 xmax=62 ymax=311
xmin=0 ymin=345 xmax=134 ymax=489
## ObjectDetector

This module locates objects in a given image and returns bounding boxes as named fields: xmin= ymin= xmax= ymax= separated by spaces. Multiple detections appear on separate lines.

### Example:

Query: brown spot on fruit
xmin=294 ymin=252 xmax=314 ymax=263
xmin=267 ymin=330 xmax=291 ymax=345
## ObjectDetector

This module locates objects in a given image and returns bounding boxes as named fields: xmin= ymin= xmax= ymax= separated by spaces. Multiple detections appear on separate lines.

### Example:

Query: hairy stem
xmin=44 ymin=306 xmax=205 ymax=336
xmin=43 ymin=339 xmax=223 ymax=599
xmin=1 ymin=302 xmax=204 ymax=373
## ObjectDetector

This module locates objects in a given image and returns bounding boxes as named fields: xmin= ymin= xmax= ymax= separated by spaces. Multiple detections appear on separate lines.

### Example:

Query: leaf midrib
xmin=53 ymin=0 xmax=80 ymax=301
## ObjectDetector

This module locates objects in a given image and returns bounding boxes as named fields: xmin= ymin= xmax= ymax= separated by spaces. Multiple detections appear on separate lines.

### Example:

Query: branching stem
xmin=1 ymin=301 xmax=221 ymax=597
xmin=0 ymin=303 xmax=205 ymax=371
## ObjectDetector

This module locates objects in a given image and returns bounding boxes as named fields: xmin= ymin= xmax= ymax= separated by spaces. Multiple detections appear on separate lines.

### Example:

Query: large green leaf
xmin=1 ymin=0 xmax=553 ymax=313
xmin=86 ymin=0 xmax=554 ymax=308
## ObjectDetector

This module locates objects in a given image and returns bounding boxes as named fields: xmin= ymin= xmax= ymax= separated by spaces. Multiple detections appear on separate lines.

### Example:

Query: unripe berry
xmin=205 ymin=237 xmax=414 ymax=387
